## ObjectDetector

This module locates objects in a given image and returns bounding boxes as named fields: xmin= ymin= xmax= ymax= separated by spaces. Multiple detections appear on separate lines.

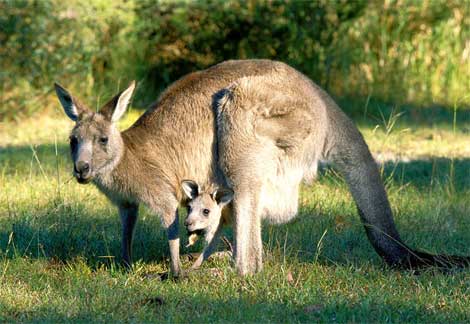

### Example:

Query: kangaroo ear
xmin=181 ymin=180 xmax=200 ymax=200
xmin=211 ymin=189 xmax=218 ymax=201
xmin=100 ymin=81 xmax=136 ymax=122
xmin=215 ymin=188 xmax=234 ymax=208
xmin=54 ymin=82 xmax=88 ymax=121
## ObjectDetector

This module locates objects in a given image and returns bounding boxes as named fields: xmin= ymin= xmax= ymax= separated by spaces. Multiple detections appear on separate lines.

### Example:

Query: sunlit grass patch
xmin=0 ymin=107 xmax=469 ymax=321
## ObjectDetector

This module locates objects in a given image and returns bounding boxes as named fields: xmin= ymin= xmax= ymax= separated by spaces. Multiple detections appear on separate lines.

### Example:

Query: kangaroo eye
xmin=99 ymin=136 xmax=108 ymax=145
xmin=187 ymin=206 xmax=192 ymax=214
xmin=203 ymin=209 xmax=210 ymax=216
xmin=69 ymin=135 xmax=78 ymax=147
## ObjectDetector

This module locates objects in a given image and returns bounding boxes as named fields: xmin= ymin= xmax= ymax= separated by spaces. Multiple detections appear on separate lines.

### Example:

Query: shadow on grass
xmin=2 ymin=285 xmax=468 ymax=322
xmin=381 ymin=158 xmax=470 ymax=192
xmin=0 ymin=203 xmax=173 ymax=269
xmin=336 ymin=96 xmax=470 ymax=129
xmin=1 ymin=142 xmax=469 ymax=270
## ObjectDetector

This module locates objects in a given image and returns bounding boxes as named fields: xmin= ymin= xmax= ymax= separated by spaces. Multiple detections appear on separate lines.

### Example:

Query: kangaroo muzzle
xmin=74 ymin=160 xmax=92 ymax=183
xmin=73 ymin=141 xmax=94 ymax=184
xmin=184 ymin=216 xmax=205 ymax=234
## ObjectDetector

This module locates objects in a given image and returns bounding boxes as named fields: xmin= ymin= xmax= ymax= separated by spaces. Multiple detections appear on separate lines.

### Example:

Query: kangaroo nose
xmin=75 ymin=161 xmax=90 ymax=174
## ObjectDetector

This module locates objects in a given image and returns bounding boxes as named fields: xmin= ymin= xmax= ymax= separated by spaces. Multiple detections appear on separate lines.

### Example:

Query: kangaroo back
xmin=217 ymin=68 xmax=470 ymax=271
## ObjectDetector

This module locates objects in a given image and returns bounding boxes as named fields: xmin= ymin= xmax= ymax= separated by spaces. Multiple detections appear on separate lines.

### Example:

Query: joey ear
xmin=181 ymin=180 xmax=200 ymax=200
xmin=215 ymin=188 xmax=234 ymax=207
xmin=54 ymin=82 xmax=88 ymax=121
xmin=100 ymin=81 xmax=136 ymax=122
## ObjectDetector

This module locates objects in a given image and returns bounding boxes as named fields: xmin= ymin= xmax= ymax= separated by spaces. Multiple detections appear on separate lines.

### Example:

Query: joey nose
xmin=184 ymin=219 xmax=193 ymax=227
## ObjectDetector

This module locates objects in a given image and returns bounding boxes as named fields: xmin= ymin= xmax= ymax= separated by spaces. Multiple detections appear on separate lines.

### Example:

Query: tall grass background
xmin=1 ymin=0 xmax=469 ymax=121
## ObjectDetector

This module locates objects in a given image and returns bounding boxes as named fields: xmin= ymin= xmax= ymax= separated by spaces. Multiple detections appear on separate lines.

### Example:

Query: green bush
xmin=1 ymin=0 xmax=469 ymax=120
xmin=130 ymin=0 xmax=366 ymax=101
xmin=0 ymin=0 xmax=135 ymax=120
xmin=331 ymin=1 xmax=470 ymax=105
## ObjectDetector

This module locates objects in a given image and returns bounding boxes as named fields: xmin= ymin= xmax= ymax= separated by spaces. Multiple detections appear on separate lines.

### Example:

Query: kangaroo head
xmin=54 ymin=81 xmax=135 ymax=184
xmin=181 ymin=180 xmax=233 ymax=240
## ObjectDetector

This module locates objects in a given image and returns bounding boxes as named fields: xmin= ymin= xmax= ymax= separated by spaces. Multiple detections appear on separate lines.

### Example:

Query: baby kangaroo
xmin=181 ymin=180 xmax=233 ymax=269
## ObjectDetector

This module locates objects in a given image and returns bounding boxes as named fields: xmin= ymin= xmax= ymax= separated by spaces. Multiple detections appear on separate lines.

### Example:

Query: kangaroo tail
xmin=323 ymin=105 xmax=470 ymax=270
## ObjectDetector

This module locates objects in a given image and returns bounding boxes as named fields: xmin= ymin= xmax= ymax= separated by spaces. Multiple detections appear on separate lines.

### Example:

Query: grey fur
xmin=182 ymin=181 xmax=233 ymax=269
xmin=55 ymin=59 xmax=469 ymax=276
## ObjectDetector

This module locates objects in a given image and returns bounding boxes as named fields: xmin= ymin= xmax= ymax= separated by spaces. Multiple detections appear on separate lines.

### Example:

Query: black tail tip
xmin=389 ymin=250 xmax=470 ymax=271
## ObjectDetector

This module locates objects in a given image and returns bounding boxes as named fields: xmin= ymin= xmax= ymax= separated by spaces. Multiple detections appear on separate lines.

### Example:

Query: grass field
xmin=0 ymin=103 xmax=469 ymax=322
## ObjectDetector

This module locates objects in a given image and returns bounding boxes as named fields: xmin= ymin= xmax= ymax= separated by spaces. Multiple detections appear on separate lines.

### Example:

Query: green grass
xmin=0 ymin=106 xmax=470 ymax=322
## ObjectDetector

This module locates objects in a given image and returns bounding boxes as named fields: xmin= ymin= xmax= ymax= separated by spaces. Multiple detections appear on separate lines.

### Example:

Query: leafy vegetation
xmin=1 ymin=0 xmax=469 ymax=120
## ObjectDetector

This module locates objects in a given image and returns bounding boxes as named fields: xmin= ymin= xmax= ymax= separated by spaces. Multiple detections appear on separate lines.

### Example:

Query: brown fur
xmin=55 ymin=59 xmax=470 ymax=276
xmin=180 ymin=180 xmax=233 ymax=269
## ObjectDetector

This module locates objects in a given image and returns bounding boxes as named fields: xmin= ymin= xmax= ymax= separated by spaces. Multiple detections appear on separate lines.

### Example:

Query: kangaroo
xmin=55 ymin=59 xmax=469 ymax=276
xmin=181 ymin=180 xmax=233 ymax=268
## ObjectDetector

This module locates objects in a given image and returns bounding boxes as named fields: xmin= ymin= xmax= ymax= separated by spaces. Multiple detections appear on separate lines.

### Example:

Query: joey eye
xmin=99 ymin=136 xmax=108 ymax=145
xmin=202 ymin=209 xmax=210 ymax=216
xmin=187 ymin=206 xmax=192 ymax=214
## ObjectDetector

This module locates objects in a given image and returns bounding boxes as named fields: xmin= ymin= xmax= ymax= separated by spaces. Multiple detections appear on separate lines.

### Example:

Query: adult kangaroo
xmin=55 ymin=59 xmax=469 ymax=276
